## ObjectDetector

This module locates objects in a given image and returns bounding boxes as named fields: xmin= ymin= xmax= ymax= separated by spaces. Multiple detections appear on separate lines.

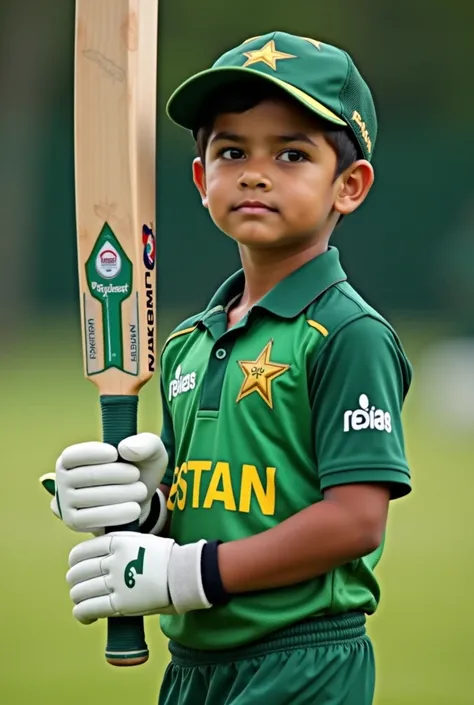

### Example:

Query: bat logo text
xmin=90 ymin=282 xmax=129 ymax=297
xmin=145 ymin=271 xmax=155 ymax=373
xmin=87 ymin=318 xmax=97 ymax=360
xmin=130 ymin=324 xmax=138 ymax=364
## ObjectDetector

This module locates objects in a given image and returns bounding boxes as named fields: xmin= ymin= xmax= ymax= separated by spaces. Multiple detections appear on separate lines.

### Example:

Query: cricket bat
xmin=74 ymin=0 xmax=158 ymax=666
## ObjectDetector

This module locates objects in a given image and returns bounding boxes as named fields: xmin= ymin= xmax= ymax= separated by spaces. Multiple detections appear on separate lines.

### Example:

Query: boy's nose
xmin=238 ymin=172 xmax=272 ymax=190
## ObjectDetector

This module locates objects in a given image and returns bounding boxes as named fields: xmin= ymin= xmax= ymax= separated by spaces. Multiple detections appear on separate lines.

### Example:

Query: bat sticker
xmin=142 ymin=224 xmax=156 ymax=270
xmin=85 ymin=222 xmax=133 ymax=371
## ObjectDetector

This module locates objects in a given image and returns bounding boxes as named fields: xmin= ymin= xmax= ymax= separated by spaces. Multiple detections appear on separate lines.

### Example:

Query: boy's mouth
xmin=232 ymin=200 xmax=278 ymax=214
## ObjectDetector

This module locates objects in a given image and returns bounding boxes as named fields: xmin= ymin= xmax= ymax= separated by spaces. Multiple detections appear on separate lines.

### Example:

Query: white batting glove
xmin=40 ymin=433 xmax=168 ymax=536
xmin=67 ymin=532 xmax=213 ymax=623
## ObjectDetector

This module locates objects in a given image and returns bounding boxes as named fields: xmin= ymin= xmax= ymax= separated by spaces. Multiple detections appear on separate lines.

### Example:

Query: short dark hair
xmin=194 ymin=79 xmax=360 ymax=180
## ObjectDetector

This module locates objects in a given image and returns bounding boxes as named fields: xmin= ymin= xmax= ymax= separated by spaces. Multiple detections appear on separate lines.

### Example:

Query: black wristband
xmin=200 ymin=540 xmax=231 ymax=606
xmin=139 ymin=491 xmax=161 ymax=535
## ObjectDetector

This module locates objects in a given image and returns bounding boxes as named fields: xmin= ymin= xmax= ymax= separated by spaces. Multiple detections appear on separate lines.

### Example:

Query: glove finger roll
xmin=59 ymin=463 xmax=139 ymax=489
xmin=66 ymin=503 xmax=141 ymax=532
xmin=73 ymin=594 xmax=115 ymax=623
xmin=66 ymin=556 xmax=105 ymax=586
xmin=68 ymin=535 xmax=112 ymax=568
xmin=59 ymin=442 xmax=118 ymax=470
xmin=70 ymin=575 xmax=111 ymax=605
xmin=72 ymin=482 xmax=147 ymax=508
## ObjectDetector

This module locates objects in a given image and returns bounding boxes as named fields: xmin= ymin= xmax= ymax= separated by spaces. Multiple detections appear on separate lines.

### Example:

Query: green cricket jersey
xmin=158 ymin=246 xmax=412 ymax=650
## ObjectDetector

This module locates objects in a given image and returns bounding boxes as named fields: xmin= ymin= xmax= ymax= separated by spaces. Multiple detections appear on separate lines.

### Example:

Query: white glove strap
xmin=147 ymin=488 xmax=168 ymax=536
xmin=168 ymin=540 xmax=212 ymax=614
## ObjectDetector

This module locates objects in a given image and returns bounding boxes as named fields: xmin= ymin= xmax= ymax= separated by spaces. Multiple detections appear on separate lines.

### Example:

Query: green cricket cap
xmin=166 ymin=31 xmax=377 ymax=161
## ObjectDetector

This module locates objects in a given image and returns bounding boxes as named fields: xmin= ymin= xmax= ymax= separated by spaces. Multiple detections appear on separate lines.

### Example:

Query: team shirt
xmin=159 ymin=246 xmax=412 ymax=650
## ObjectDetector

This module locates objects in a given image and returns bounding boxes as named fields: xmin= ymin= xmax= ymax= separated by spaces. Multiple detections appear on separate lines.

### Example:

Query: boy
xmin=44 ymin=31 xmax=412 ymax=705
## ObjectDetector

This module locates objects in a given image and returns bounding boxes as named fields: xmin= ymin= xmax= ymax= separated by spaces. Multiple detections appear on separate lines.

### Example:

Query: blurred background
xmin=1 ymin=1 xmax=473 ymax=703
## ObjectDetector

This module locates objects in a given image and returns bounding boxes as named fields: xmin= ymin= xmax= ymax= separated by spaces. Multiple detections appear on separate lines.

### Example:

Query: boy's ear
xmin=192 ymin=158 xmax=208 ymax=207
xmin=334 ymin=160 xmax=374 ymax=216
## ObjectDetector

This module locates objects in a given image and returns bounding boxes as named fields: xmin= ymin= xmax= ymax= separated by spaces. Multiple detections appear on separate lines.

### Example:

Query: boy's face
xmin=193 ymin=97 xmax=373 ymax=251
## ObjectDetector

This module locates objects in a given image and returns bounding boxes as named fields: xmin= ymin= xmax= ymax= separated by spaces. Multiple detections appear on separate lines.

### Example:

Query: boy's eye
xmin=219 ymin=147 xmax=245 ymax=160
xmin=279 ymin=149 xmax=308 ymax=162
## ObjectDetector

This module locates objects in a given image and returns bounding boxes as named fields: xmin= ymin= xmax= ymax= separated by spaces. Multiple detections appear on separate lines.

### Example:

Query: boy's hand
xmin=40 ymin=433 xmax=168 ymax=536
xmin=66 ymin=533 xmax=212 ymax=623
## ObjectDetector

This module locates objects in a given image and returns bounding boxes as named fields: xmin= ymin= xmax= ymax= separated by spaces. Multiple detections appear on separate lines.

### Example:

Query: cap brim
xmin=166 ymin=67 xmax=347 ymax=131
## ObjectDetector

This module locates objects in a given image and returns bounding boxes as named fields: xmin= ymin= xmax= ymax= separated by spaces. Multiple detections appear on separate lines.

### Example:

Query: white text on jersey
xmin=169 ymin=364 xmax=196 ymax=401
xmin=344 ymin=393 xmax=392 ymax=433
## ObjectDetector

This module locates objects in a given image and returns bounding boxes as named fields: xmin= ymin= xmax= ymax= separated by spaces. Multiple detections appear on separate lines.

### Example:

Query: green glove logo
xmin=124 ymin=547 xmax=146 ymax=588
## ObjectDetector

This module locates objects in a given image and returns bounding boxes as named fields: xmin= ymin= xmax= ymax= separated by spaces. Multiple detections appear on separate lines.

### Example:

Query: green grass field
xmin=2 ymin=319 xmax=473 ymax=704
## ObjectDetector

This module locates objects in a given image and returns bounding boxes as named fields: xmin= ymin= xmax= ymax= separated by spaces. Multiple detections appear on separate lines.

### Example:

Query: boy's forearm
xmin=217 ymin=485 xmax=390 ymax=594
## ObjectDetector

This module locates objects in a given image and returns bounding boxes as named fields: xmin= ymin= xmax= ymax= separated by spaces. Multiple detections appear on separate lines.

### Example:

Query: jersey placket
xmin=199 ymin=308 xmax=251 ymax=413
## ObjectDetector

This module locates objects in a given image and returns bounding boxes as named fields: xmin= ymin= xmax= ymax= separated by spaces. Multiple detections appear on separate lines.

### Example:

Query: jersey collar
xmin=202 ymin=246 xmax=347 ymax=321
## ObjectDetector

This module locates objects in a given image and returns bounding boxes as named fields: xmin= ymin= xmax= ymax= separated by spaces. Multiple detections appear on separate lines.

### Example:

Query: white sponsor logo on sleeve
xmin=343 ymin=394 xmax=392 ymax=433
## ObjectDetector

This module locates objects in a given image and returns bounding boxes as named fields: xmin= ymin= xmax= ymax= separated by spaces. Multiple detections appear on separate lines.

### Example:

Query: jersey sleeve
xmin=309 ymin=315 xmax=412 ymax=498
xmin=159 ymin=376 xmax=175 ymax=487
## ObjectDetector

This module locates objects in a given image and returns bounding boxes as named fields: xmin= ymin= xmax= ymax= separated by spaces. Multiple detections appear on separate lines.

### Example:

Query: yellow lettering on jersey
xmin=203 ymin=461 xmax=237 ymax=511
xmin=166 ymin=466 xmax=179 ymax=511
xmin=167 ymin=460 xmax=277 ymax=516
xmin=187 ymin=460 xmax=212 ymax=507
xmin=239 ymin=464 xmax=276 ymax=516
xmin=176 ymin=462 xmax=188 ymax=511
xmin=167 ymin=461 xmax=188 ymax=511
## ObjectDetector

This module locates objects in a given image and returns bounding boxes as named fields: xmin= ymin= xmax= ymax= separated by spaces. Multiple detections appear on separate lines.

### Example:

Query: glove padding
xmin=67 ymin=532 xmax=212 ymax=623
xmin=41 ymin=433 xmax=168 ymax=536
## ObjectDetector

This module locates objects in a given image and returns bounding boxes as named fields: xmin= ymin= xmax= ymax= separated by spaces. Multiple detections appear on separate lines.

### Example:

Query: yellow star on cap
xmin=242 ymin=40 xmax=297 ymax=71
xmin=237 ymin=340 xmax=290 ymax=409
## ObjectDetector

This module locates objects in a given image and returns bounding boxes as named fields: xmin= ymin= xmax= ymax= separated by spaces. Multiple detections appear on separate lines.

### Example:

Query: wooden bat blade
xmin=75 ymin=0 xmax=157 ymax=397
xmin=74 ymin=0 xmax=158 ymax=667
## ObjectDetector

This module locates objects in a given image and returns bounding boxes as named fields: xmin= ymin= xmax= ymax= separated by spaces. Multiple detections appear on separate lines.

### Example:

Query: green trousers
xmin=158 ymin=612 xmax=375 ymax=705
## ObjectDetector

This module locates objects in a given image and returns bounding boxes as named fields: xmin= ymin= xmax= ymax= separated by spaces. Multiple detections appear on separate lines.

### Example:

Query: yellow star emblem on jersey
xmin=242 ymin=40 xmax=297 ymax=71
xmin=237 ymin=340 xmax=290 ymax=409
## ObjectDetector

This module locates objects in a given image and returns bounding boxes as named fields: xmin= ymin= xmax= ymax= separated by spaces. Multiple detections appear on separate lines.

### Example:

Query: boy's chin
xmin=225 ymin=225 xmax=291 ymax=249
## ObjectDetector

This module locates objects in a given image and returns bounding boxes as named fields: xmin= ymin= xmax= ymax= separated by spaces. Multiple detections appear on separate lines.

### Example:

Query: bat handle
xmin=100 ymin=394 xmax=149 ymax=667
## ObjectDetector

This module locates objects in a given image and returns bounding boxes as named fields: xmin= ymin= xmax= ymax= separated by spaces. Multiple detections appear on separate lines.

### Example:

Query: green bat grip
xmin=100 ymin=394 xmax=148 ymax=667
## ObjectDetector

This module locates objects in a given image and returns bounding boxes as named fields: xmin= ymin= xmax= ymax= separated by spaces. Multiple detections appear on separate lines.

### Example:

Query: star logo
xmin=236 ymin=340 xmax=290 ymax=409
xmin=242 ymin=40 xmax=297 ymax=71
